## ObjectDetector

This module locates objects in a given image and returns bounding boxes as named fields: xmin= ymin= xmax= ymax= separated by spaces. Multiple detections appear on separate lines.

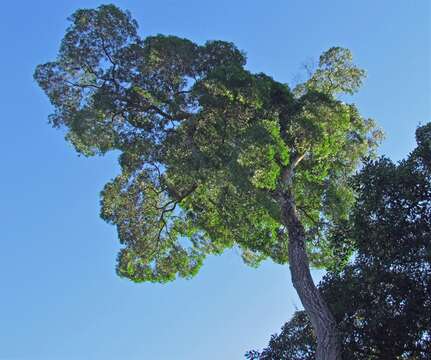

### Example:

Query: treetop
xmin=35 ymin=4 xmax=382 ymax=282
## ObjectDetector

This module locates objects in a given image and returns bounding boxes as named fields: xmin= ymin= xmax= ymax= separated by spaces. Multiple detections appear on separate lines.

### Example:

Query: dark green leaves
xmin=61 ymin=4 xmax=139 ymax=67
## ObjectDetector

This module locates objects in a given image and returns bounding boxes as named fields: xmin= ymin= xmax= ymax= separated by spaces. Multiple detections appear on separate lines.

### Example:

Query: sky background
xmin=0 ymin=1 xmax=429 ymax=359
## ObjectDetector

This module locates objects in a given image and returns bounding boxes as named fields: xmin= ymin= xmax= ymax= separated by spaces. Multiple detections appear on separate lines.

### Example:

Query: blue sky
xmin=0 ymin=1 xmax=429 ymax=359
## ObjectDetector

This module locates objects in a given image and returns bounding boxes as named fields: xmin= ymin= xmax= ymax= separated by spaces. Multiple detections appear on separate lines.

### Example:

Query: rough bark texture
xmin=281 ymin=191 xmax=342 ymax=360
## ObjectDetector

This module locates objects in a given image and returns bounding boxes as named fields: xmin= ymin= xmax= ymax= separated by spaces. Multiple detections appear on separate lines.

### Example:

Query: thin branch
xmin=65 ymin=79 xmax=101 ymax=89
xmin=297 ymin=206 xmax=321 ymax=228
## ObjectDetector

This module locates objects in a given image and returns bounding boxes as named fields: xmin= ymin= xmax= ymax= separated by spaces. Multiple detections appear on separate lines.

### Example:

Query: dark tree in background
xmin=246 ymin=124 xmax=431 ymax=359
xmin=34 ymin=5 xmax=382 ymax=359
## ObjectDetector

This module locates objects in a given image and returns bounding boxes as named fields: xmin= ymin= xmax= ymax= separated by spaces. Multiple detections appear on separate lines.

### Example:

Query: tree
xmin=34 ymin=5 xmax=381 ymax=359
xmin=246 ymin=311 xmax=316 ymax=360
xmin=246 ymin=124 xmax=431 ymax=359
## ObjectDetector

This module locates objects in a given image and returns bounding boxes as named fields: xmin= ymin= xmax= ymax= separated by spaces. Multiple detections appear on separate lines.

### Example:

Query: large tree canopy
xmin=35 ymin=5 xmax=383 ymax=358
xmin=246 ymin=123 xmax=431 ymax=359
xmin=35 ymin=4 xmax=379 ymax=282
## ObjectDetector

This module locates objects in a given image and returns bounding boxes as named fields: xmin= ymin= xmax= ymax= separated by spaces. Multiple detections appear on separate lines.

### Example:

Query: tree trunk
xmin=281 ymin=192 xmax=342 ymax=360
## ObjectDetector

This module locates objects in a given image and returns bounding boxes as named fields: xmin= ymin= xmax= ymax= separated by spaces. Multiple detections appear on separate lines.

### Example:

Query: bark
xmin=281 ymin=191 xmax=342 ymax=360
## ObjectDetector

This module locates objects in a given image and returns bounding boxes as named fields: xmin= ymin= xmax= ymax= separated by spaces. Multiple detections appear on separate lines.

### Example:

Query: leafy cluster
xmin=35 ymin=5 xmax=380 ymax=282
xmin=246 ymin=311 xmax=316 ymax=360
xmin=246 ymin=124 xmax=431 ymax=359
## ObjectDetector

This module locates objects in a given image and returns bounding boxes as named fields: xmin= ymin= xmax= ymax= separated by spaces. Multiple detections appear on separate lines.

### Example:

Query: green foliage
xmin=246 ymin=311 xmax=316 ymax=360
xmin=247 ymin=125 xmax=431 ymax=359
xmin=296 ymin=47 xmax=366 ymax=95
xmin=35 ymin=5 xmax=381 ymax=282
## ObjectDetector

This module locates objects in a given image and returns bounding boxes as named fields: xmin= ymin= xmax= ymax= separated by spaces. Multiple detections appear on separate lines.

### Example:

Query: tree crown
xmin=35 ymin=4 xmax=381 ymax=282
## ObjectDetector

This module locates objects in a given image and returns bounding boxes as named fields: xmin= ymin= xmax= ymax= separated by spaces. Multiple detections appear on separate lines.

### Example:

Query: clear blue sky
xmin=0 ymin=1 xmax=429 ymax=359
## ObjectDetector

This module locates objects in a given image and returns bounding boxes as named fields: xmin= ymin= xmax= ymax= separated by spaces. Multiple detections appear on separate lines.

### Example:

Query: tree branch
xmin=282 ymin=153 xmax=306 ymax=185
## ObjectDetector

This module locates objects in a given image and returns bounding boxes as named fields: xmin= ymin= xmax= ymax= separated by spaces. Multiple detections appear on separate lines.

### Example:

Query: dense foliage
xmin=246 ymin=124 xmax=431 ymax=359
xmin=34 ymin=5 xmax=380 ymax=283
